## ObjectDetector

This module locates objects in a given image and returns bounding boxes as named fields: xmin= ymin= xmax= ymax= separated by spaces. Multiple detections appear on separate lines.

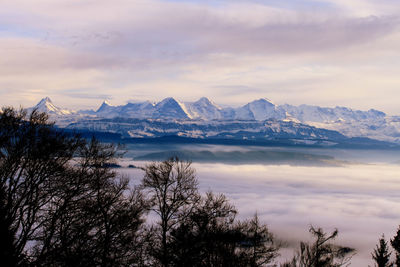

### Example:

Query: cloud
xmin=190 ymin=161 xmax=400 ymax=266
xmin=123 ymin=149 xmax=400 ymax=266
xmin=2 ymin=0 xmax=400 ymax=113
xmin=2 ymin=0 xmax=398 ymax=61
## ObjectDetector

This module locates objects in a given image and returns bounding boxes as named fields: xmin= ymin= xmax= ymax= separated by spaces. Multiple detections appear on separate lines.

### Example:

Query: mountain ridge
xmin=28 ymin=96 xmax=400 ymax=144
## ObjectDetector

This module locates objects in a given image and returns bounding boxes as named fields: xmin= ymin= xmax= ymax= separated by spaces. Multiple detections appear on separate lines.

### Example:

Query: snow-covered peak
xmin=253 ymin=98 xmax=275 ymax=106
xmin=96 ymin=100 xmax=114 ymax=113
xmin=236 ymin=98 xmax=286 ymax=121
xmin=102 ymin=100 xmax=111 ymax=106
xmin=155 ymin=98 xmax=190 ymax=119
xmin=184 ymin=97 xmax=223 ymax=120
xmin=34 ymin=97 xmax=72 ymax=115
xmin=37 ymin=97 xmax=53 ymax=106
xmin=156 ymin=97 xmax=179 ymax=107
xmin=198 ymin=97 xmax=211 ymax=102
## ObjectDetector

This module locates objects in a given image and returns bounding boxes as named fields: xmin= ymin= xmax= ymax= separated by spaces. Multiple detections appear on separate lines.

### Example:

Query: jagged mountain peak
xmin=102 ymin=100 xmax=111 ymax=105
xmin=96 ymin=100 xmax=114 ymax=113
xmin=237 ymin=97 xmax=285 ymax=121
xmin=37 ymin=96 xmax=53 ymax=106
xmin=33 ymin=97 xmax=72 ymax=115
xmin=196 ymin=97 xmax=212 ymax=104
xmin=194 ymin=97 xmax=221 ymax=109
xmin=154 ymin=97 xmax=189 ymax=119
xmin=26 ymin=96 xmax=400 ymax=144
xmin=156 ymin=97 xmax=179 ymax=106
xmin=30 ymin=96 xmax=389 ymax=124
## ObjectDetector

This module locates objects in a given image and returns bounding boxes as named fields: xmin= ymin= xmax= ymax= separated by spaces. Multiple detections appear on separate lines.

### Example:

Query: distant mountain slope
xmin=66 ymin=117 xmax=346 ymax=143
xmin=27 ymin=96 xmax=400 ymax=144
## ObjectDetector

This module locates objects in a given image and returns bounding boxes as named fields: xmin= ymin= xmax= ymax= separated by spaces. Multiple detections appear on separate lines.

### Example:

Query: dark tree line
xmin=0 ymin=107 xmax=399 ymax=267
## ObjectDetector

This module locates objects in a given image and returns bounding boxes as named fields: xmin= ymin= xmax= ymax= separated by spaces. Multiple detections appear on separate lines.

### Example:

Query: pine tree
xmin=391 ymin=226 xmax=400 ymax=267
xmin=372 ymin=234 xmax=393 ymax=267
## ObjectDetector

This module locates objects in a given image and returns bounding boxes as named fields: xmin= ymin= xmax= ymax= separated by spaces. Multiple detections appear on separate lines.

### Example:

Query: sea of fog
xmin=118 ymin=144 xmax=400 ymax=266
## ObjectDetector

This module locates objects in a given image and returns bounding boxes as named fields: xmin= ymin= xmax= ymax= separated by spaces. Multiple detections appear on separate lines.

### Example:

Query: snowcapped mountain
xmin=94 ymin=97 xmax=190 ymax=119
xmin=235 ymin=98 xmax=287 ymax=120
xmin=184 ymin=97 xmax=222 ymax=120
xmin=30 ymin=97 xmax=73 ymax=116
xmin=281 ymin=104 xmax=386 ymax=123
xmin=27 ymin=96 xmax=400 ymax=144
xmin=95 ymin=100 xmax=120 ymax=118
xmin=87 ymin=97 xmax=296 ymax=121
xmin=154 ymin=97 xmax=189 ymax=119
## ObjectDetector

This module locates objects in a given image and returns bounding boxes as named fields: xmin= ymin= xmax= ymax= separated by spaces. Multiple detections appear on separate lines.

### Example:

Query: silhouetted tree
xmin=0 ymin=107 xmax=147 ymax=266
xmin=391 ymin=226 xmax=400 ymax=267
xmin=0 ymin=107 xmax=82 ymax=264
xmin=236 ymin=213 xmax=279 ymax=266
xmin=142 ymin=157 xmax=200 ymax=267
xmin=170 ymin=192 xmax=279 ymax=267
xmin=283 ymin=226 xmax=355 ymax=267
xmin=0 ymin=182 xmax=18 ymax=266
xmin=169 ymin=191 xmax=238 ymax=266
xmin=372 ymin=234 xmax=393 ymax=267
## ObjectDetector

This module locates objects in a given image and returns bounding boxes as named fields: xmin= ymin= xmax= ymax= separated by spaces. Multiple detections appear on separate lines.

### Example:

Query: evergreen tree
xmin=236 ymin=213 xmax=279 ymax=266
xmin=372 ymin=234 xmax=393 ymax=267
xmin=391 ymin=226 xmax=400 ymax=267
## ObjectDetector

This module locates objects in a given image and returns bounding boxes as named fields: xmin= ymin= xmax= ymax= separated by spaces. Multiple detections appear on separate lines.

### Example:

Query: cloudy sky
xmin=1 ymin=0 xmax=400 ymax=113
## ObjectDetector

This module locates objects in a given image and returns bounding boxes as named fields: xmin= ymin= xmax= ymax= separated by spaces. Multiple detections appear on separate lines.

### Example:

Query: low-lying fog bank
xmin=121 ymin=159 xmax=400 ymax=266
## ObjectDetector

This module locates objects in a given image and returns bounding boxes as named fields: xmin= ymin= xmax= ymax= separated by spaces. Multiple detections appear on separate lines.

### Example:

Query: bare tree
xmin=33 ymin=139 xmax=148 ymax=266
xmin=141 ymin=157 xmax=199 ymax=267
xmin=0 ymin=107 xmax=81 ymax=264
xmin=282 ymin=226 xmax=355 ymax=267
xmin=298 ymin=226 xmax=355 ymax=267
xmin=0 ymin=107 xmax=148 ymax=266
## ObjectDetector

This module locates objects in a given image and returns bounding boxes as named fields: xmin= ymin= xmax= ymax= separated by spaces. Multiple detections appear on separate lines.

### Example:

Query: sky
xmin=1 ymin=0 xmax=400 ymax=113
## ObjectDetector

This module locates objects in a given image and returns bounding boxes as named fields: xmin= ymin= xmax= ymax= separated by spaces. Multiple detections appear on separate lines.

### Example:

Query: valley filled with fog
xmin=120 ymin=144 xmax=400 ymax=266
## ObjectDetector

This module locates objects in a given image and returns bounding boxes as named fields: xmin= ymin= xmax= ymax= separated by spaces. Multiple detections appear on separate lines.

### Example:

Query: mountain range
xmin=29 ymin=97 xmax=400 ymax=145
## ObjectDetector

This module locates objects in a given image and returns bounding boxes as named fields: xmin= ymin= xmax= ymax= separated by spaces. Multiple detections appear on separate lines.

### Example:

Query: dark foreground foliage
xmin=0 ymin=107 xmax=398 ymax=267
xmin=0 ymin=108 xmax=147 ymax=266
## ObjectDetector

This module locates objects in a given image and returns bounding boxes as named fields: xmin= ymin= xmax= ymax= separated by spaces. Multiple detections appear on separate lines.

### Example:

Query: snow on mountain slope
xmin=307 ymin=116 xmax=400 ymax=143
xmin=281 ymin=104 xmax=386 ymax=123
xmin=94 ymin=98 xmax=191 ymax=119
xmin=184 ymin=97 xmax=223 ymax=120
xmin=27 ymin=97 xmax=400 ymax=144
xmin=31 ymin=97 xmax=73 ymax=116
xmin=119 ymin=101 xmax=155 ymax=118
xmin=95 ymin=100 xmax=122 ymax=118
xmin=237 ymin=98 xmax=287 ymax=121
xmin=66 ymin=117 xmax=346 ymax=143
xmin=154 ymin=97 xmax=190 ymax=119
